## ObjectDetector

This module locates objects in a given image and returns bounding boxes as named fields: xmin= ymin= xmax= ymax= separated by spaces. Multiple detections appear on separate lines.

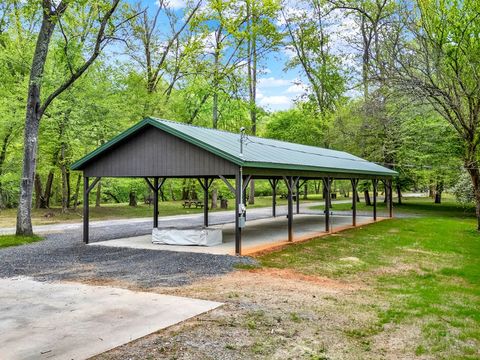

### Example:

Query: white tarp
xmin=152 ymin=227 xmax=223 ymax=247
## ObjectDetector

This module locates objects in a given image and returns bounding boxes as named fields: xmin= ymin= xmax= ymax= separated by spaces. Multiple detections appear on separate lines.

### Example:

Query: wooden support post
xmin=351 ymin=178 xmax=358 ymax=226
xmin=153 ymin=177 xmax=159 ymax=228
xmin=83 ymin=176 xmax=101 ymax=244
xmin=323 ymin=177 xmax=331 ymax=232
xmin=268 ymin=179 xmax=278 ymax=217
xmin=296 ymin=181 xmax=300 ymax=214
xmin=83 ymin=177 xmax=89 ymax=244
xmin=373 ymin=178 xmax=378 ymax=221
xmin=388 ymin=179 xmax=393 ymax=218
xmin=272 ymin=179 xmax=277 ymax=217
xmin=203 ymin=177 xmax=209 ymax=227
xmin=287 ymin=177 xmax=293 ymax=242
xmin=235 ymin=171 xmax=242 ymax=255
xmin=146 ymin=177 xmax=165 ymax=229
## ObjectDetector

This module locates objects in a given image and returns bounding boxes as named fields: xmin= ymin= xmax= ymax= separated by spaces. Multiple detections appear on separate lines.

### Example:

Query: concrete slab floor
xmin=0 ymin=277 xmax=222 ymax=360
xmin=90 ymin=214 xmax=379 ymax=256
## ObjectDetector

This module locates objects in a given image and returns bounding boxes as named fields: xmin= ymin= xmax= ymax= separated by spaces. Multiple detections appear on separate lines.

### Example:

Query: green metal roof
xmin=71 ymin=117 xmax=397 ymax=177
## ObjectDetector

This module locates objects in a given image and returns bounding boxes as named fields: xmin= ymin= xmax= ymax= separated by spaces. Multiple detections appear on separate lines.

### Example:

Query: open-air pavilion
xmin=71 ymin=117 xmax=397 ymax=256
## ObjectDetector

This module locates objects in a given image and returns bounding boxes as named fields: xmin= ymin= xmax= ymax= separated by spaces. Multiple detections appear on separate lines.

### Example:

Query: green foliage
xmin=263 ymin=108 xmax=323 ymax=146
xmin=453 ymin=171 xmax=475 ymax=206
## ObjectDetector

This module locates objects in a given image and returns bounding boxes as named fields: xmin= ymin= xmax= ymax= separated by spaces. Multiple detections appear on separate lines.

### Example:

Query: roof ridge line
xmin=148 ymin=116 xmax=355 ymax=157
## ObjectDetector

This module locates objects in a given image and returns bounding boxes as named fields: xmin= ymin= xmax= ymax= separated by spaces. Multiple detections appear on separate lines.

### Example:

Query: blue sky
xmin=136 ymin=0 xmax=306 ymax=112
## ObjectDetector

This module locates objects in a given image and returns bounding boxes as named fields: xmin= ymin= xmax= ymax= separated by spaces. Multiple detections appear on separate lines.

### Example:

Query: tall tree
xmin=16 ymin=0 xmax=124 ymax=235
xmin=243 ymin=0 xmax=280 ymax=203
xmin=282 ymin=0 xmax=346 ymax=147
xmin=124 ymin=0 xmax=202 ymax=114
xmin=383 ymin=0 xmax=480 ymax=229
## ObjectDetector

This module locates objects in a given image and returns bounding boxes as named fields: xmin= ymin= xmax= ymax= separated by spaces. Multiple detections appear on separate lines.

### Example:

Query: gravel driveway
xmin=0 ymin=227 xmax=256 ymax=288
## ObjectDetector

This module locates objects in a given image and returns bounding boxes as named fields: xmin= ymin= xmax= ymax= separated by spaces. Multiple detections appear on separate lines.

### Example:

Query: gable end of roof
xmin=70 ymin=118 xmax=244 ymax=170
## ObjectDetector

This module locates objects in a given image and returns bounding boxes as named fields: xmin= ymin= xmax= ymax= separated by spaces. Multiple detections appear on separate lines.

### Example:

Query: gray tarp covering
xmin=152 ymin=227 xmax=222 ymax=247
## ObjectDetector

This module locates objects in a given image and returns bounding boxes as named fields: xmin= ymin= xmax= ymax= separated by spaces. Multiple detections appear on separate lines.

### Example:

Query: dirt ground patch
xmin=243 ymin=267 xmax=364 ymax=291
xmin=93 ymin=269 xmax=427 ymax=360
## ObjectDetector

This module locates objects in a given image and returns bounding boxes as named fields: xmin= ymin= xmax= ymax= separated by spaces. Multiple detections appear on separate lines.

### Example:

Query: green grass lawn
xmin=259 ymin=199 xmax=480 ymax=358
xmin=0 ymin=195 xmax=295 ymax=227
xmin=0 ymin=234 xmax=42 ymax=248
xmin=315 ymin=195 xmax=476 ymax=218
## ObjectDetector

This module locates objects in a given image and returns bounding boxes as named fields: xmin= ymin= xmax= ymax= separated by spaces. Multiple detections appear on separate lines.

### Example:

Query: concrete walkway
xmin=0 ymin=277 xmax=221 ymax=360
xmin=91 ymin=213 xmax=377 ymax=256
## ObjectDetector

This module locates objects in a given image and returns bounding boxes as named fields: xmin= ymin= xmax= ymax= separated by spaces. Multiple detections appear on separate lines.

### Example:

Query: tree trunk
xmin=303 ymin=183 xmax=308 ymax=200
xmin=248 ymin=180 xmax=255 ymax=205
xmin=60 ymin=142 xmax=69 ymax=213
xmin=16 ymin=0 xmax=117 ymax=235
xmin=364 ymin=190 xmax=371 ymax=206
xmin=0 ymin=124 xmax=14 ymax=208
xmin=246 ymin=3 xmax=257 ymax=206
xmin=212 ymin=26 xmax=222 ymax=129
xmin=396 ymin=183 xmax=402 ymax=204
xmin=129 ymin=191 xmax=137 ymax=207
xmin=466 ymin=165 xmax=480 ymax=230
xmin=95 ymin=180 xmax=101 ymax=207
xmin=356 ymin=190 xmax=360 ymax=202
xmin=211 ymin=188 xmax=218 ymax=209
xmin=34 ymin=173 xmax=43 ymax=209
xmin=61 ymin=167 xmax=69 ymax=213
xmin=73 ymin=174 xmax=81 ymax=210
xmin=16 ymin=5 xmax=59 ymax=235
xmin=314 ymin=181 xmax=320 ymax=194
xmin=181 ymin=179 xmax=189 ymax=200
xmin=43 ymin=170 xmax=54 ymax=208
xmin=66 ymin=170 xmax=71 ymax=208
xmin=361 ymin=15 xmax=370 ymax=100
xmin=169 ymin=181 xmax=176 ymax=201
xmin=434 ymin=180 xmax=443 ymax=204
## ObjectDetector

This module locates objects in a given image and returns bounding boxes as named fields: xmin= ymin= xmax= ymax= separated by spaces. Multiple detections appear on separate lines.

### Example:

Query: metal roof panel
xmin=71 ymin=117 xmax=397 ymax=177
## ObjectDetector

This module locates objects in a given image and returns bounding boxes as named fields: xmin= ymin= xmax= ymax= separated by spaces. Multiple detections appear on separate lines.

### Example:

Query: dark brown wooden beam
xmin=373 ymin=178 xmax=378 ymax=221
xmin=323 ymin=177 xmax=331 ymax=232
xmin=83 ymin=177 xmax=89 ymax=244
xmin=219 ymin=175 xmax=236 ymax=194
xmin=351 ymin=178 xmax=359 ymax=226
xmin=235 ymin=171 xmax=242 ymax=255
xmin=203 ymin=177 xmax=209 ymax=227
xmin=388 ymin=179 xmax=393 ymax=218
xmin=268 ymin=179 xmax=278 ymax=217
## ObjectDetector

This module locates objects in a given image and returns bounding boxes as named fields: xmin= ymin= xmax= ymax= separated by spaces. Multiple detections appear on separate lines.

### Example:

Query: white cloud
xmin=259 ymin=95 xmax=292 ymax=109
xmin=157 ymin=0 xmax=187 ymax=10
xmin=286 ymin=82 xmax=308 ymax=94
xmin=258 ymin=77 xmax=291 ymax=88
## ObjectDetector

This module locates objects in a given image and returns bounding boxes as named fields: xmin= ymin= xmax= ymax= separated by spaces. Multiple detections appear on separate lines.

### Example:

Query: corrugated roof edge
xmin=71 ymin=117 xmax=397 ymax=177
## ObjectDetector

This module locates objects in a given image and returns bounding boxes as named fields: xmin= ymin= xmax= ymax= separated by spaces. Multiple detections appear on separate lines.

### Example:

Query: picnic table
xmin=182 ymin=200 xmax=204 ymax=208
xmin=280 ymin=193 xmax=297 ymax=201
